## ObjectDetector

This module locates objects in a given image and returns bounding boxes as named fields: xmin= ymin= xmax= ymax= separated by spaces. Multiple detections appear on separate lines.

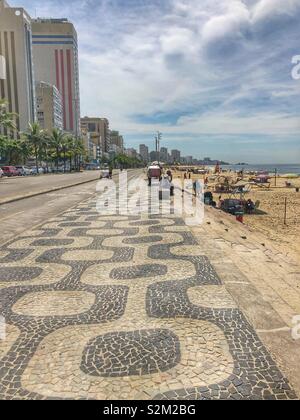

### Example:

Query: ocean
xmin=223 ymin=164 xmax=300 ymax=175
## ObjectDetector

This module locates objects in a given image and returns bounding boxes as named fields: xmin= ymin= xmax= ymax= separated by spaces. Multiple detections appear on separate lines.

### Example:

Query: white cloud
xmin=252 ymin=0 xmax=300 ymax=23
xmin=202 ymin=0 xmax=250 ymax=44
xmin=9 ymin=0 xmax=300 ymax=161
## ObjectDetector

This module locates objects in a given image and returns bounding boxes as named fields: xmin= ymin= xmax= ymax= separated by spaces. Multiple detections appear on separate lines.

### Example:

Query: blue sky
xmin=11 ymin=0 xmax=300 ymax=163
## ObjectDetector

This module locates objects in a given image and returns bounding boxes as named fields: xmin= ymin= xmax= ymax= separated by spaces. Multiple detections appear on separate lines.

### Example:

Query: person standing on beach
xmin=167 ymin=169 xmax=173 ymax=182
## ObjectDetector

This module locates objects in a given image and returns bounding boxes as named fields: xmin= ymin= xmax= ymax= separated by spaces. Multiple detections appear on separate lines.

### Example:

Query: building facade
xmin=81 ymin=128 xmax=94 ymax=161
xmin=160 ymin=147 xmax=168 ymax=163
xmin=149 ymin=151 xmax=159 ymax=162
xmin=36 ymin=81 xmax=63 ymax=131
xmin=125 ymin=148 xmax=137 ymax=159
xmin=139 ymin=144 xmax=149 ymax=163
xmin=32 ymin=18 xmax=80 ymax=136
xmin=0 ymin=0 xmax=35 ymax=133
xmin=171 ymin=149 xmax=181 ymax=163
xmin=110 ymin=130 xmax=124 ymax=154
xmin=81 ymin=117 xmax=110 ymax=159
xmin=99 ymin=118 xmax=110 ymax=155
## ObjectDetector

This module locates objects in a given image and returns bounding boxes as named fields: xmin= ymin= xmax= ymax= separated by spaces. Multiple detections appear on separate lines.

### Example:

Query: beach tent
xmin=255 ymin=174 xmax=270 ymax=183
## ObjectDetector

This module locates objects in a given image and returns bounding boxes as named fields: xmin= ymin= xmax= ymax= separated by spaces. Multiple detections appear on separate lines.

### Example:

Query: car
xmin=85 ymin=164 xmax=100 ymax=171
xmin=99 ymin=167 xmax=111 ymax=179
xmin=0 ymin=166 xmax=19 ymax=177
xmin=221 ymin=199 xmax=244 ymax=216
xmin=15 ymin=166 xmax=32 ymax=176
xmin=30 ymin=167 xmax=44 ymax=175
xmin=0 ymin=168 xmax=3 ymax=178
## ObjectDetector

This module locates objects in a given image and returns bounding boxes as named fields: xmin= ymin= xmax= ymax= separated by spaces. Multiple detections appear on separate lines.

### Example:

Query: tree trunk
xmin=35 ymin=146 xmax=39 ymax=175
xmin=56 ymin=148 xmax=59 ymax=172
xmin=63 ymin=149 xmax=66 ymax=173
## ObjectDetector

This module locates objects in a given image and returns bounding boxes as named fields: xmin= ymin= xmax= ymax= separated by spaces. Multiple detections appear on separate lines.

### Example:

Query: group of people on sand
xmin=184 ymin=172 xmax=192 ymax=180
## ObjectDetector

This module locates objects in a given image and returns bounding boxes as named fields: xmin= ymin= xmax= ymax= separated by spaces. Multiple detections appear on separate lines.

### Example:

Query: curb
xmin=0 ymin=177 xmax=100 ymax=206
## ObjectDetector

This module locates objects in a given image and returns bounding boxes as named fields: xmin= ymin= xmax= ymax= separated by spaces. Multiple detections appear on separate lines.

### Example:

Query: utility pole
xmin=156 ymin=131 xmax=162 ymax=165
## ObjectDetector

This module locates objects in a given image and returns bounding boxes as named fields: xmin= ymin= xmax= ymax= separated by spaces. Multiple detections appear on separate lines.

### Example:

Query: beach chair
xmin=242 ymin=184 xmax=252 ymax=194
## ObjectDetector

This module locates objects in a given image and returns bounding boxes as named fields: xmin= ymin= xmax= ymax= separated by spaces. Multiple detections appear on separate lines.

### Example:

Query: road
xmin=0 ymin=171 xmax=297 ymax=400
xmin=0 ymin=171 xmax=100 ymax=203
xmin=0 ymin=170 xmax=139 ymax=244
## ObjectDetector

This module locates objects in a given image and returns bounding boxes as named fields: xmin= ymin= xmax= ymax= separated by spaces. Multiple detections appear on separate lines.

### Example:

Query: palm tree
xmin=72 ymin=137 xmax=85 ymax=171
xmin=4 ymin=138 xmax=32 ymax=165
xmin=64 ymin=135 xmax=76 ymax=172
xmin=49 ymin=128 xmax=66 ymax=172
xmin=61 ymin=135 xmax=74 ymax=173
xmin=39 ymin=133 xmax=51 ymax=173
xmin=22 ymin=122 xmax=45 ymax=174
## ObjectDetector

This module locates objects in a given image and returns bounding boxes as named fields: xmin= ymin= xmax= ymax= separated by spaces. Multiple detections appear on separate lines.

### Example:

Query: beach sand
xmin=172 ymin=169 xmax=300 ymax=262
xmin=242 ymin=178 xmax=300 ymax=260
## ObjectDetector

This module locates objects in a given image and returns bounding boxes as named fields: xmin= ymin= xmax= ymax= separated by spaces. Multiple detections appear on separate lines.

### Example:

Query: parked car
xmin=0 ymin=166 xmax=19 ymax=177
xmin=221 ymin=199 xmax=244 ymax=216
xmin=99 ymin=165 xmax=111 ymax=179
xmin=15 ymin=166 xmax=32 ymax=176
xmin=51 ymin=166 xmax=69 ymax=173
xmin=85 ymin=164 xmax=100 ymax=171
xmin=30 ymin=167 xmax=44 ymax=175
xmin=0 ymin=168 xmax=4 ymax=178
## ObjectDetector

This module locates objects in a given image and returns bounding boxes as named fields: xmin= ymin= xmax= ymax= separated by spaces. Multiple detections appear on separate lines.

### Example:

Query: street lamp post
xmin=156 ymin=131 xmax=162 ymax=165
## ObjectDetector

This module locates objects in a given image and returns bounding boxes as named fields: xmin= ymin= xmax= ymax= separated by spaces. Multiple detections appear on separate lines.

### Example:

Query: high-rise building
xmin=81 ymin=117 xmax=110 ymax=158
xmin=32 ymin=18 xmax=80 ymax=136
xmin=0 ymin=0 xmax=35 ymax=133
xmin=125 ymin=148 xmax=137 ymax=159
xmin=160 ymin=147 xmax=168 ymax=163
xmin=110 ymin=130 xmax=124 ymax=153
xmin=171 ymin=149 xmax=181 ymax=163
xmin=99 ymin=118 xmax=110 ymax=154
xmin=81 ymin=128 xmax=94 ymax=161
xmin=149 ymin=151 xmax=159 ymax=162
xmin=35 ymin=81 xmax=63 ymax=131
xmin=139 ymin=144 xmax=149 ymax=163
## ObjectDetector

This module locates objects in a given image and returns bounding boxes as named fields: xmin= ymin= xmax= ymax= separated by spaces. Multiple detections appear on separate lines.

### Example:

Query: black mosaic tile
xmin=0 ymin=267 xmax=43 ymax=282
xmin=81 ymin=329 xmax=180 ymax=377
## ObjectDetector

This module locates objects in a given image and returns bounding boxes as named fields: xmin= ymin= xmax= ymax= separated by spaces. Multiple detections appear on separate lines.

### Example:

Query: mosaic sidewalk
xmin=0 ymin=193 xmax=297 ymax=400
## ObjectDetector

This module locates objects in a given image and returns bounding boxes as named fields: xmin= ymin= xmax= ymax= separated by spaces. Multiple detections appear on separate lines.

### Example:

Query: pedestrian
xmin=167 ymin=169 xmax=173 ymax=182
xmin=217 ymin=195 xmax=223 ymax=208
